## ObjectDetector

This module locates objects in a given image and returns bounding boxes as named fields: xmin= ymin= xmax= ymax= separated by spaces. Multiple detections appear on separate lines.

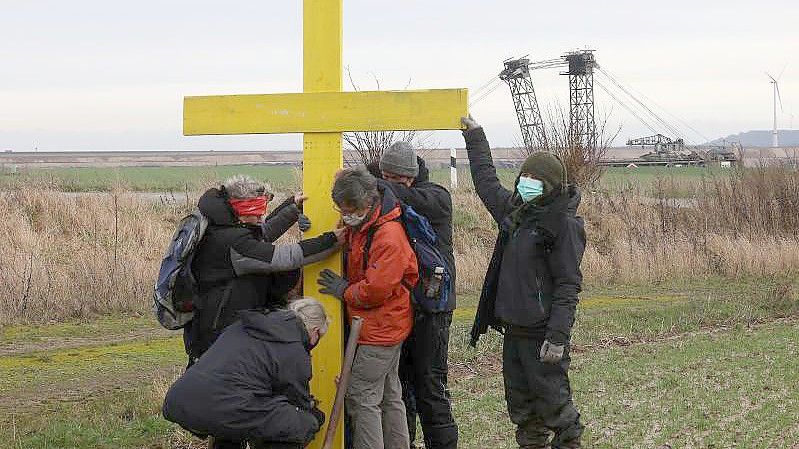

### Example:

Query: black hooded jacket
xmin=370 ymin=158 xmax=457 ymax=312
xmin=464 ymin=128 xmax=586 ymax=347
xmin=163 ymin=310 xmax=322 ymax=444
xmin=185 ymin=187 xmax=338 ymax=358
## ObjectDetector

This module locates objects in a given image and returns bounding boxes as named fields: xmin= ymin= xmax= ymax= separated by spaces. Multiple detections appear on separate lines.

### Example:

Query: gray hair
xmin=223 ymin=175 xmax=269 ymax=199
xmin=288 ymin=297 xmax=330 ymax=336
xmin=332 ymin=166 xmax=378 ymax=209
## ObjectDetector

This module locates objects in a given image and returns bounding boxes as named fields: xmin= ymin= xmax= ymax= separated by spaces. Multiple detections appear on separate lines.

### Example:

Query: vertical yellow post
xmin=303 ymin=1 xmax=344 ymax=449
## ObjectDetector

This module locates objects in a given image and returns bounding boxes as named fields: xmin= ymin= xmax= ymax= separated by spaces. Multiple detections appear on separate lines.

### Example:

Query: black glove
xmin=317 ymin=269 xmax=348 ymax=300
xmin=310 ymin=407 xmax=326 ymax=429
xmin=297 ymin=213 xmax=312 ymax=232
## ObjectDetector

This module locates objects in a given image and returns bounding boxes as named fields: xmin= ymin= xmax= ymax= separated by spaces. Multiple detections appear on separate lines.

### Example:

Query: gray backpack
xmin=153 ymin=210 xmax=209 ymax=330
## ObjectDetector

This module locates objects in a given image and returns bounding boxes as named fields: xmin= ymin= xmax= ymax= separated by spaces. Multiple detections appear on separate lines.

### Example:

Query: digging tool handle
xmin=321 ymin=316 xmax=363 ymax=449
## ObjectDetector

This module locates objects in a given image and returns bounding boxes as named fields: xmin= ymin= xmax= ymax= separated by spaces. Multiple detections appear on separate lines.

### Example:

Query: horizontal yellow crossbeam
xmin=184 ymin=89 xmax=468 ymax=135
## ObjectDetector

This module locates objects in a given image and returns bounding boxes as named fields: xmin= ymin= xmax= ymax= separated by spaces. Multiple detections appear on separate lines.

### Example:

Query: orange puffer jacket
xmin=343 ymin=188 xmax=418 ymax=346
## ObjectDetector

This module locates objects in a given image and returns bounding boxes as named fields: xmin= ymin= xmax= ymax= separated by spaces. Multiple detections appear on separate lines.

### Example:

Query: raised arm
xmin=462 ymin=118 xmax=516 ymax=223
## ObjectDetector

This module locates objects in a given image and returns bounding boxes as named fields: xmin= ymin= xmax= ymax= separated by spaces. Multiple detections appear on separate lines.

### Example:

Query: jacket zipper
xmin=535 ymin=276 xmax=545 ymax=314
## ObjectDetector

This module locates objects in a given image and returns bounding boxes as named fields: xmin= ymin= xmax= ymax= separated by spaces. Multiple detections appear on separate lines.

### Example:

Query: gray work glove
xmin=539 ymin=340 xmax=565 ymax=364
xmin=297 ymin=213 xmax=312 ymax=232
xmin=317 ymin=269 xmax=348 ymax=300
xmin=460 ymin=115 xmax=481 ymax=131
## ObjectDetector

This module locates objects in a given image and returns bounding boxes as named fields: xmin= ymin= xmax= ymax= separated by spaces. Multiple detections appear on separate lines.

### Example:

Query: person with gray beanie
xmin=376 ymin=141 xmax=459 ymax=449
xmin=380 ymin=141 xmax=420 ymax=178
xmin=462 ymin=116 xmax=585 ymax=449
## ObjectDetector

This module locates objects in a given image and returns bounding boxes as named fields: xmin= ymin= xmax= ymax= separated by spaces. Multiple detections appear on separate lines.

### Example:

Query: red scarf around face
xmin=229 ymin=196 xmax=268 ymax=217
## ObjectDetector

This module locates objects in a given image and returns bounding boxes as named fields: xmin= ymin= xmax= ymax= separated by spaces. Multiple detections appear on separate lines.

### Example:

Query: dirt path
xmin=0 ymin=326 xmax=173 ymax=356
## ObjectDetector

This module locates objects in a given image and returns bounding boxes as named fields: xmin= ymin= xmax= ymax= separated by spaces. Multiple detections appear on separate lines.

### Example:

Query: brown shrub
xmin=0 ymin=189 xmax=187 ymax=324
xmin=3 ymin=165 xmax=799 ymax=324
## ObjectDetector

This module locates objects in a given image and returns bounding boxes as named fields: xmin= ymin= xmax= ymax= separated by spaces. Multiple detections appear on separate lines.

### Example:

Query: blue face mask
xmin=517 ymin=176 xmax=544 ymax=202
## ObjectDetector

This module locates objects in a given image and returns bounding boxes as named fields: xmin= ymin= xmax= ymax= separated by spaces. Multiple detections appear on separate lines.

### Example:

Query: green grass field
xmin=2 ymin=164 xmax=725 ymax=195
xmin=2 ymin=279 xmax=796 ymax=449
xmin=0 ymin=165 xmax=301 ymax=192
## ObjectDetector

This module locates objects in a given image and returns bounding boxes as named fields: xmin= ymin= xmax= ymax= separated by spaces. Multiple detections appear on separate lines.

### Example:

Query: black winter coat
xmin=185 ymin=187 xmax=338 ymax=358
xmin=465 ymin=128 xmax=586 ymax=347
xmin=164 ymin=310 xmax=322 ymax=444
xmin=373 ymin=158 xmax=457 ymax=312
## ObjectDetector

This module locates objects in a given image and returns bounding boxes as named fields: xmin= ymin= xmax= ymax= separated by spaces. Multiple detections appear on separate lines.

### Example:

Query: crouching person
xmin=163 ymin=298 xmax=329 ymax=449
xmin=316 ymin=166 xmax=419 ymax=449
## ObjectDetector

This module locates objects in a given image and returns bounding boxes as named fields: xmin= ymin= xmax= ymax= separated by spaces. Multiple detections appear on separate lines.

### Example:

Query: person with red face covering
xmin=184 ymin=175 xmax=343 ymax=370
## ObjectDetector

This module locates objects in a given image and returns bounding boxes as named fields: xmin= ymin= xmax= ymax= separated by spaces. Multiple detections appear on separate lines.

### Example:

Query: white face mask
xmin=342 ymin=211 xmax=368 ymax=227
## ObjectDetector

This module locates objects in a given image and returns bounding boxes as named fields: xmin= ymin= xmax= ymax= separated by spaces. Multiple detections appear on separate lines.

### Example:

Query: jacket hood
xmin=239 ymin=309 xmax=310 ymax=347
xmin=376 ymin=180 xmax=403 ymax=222
xmin=412 ymin=156 xmax=430 ymax=184
xmin=537 ymin=184 xmax=581 ymax=216
xmin=198 ymin=187 xmax=238 ymax=226
xmin=565 ymin=185 xmax=581 ymax=215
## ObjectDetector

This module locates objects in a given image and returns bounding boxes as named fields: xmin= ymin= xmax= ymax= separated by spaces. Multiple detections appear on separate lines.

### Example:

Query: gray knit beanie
xmin=380 ymin=141 xmax=419 ymax=178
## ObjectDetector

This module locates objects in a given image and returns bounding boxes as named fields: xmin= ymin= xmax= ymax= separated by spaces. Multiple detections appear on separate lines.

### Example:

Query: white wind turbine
xmin=766 ymin=70 xmax=785 ymax=148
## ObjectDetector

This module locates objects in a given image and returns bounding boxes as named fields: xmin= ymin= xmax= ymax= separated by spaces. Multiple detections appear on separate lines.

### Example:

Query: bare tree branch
xmin=343 ymin=73 xmax=433 ymax=166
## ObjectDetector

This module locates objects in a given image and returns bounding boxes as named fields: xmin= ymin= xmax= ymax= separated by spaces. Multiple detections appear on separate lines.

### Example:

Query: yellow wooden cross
xmin=183 ymin=1 xmax=467 ymax=447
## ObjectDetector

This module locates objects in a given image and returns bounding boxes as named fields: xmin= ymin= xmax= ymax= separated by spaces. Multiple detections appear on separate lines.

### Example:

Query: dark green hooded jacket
xmin=464 ymin=128 xmax=586 ymax=346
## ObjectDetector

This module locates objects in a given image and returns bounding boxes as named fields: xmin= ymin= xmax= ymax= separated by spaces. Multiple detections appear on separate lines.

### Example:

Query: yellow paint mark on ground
xmin=579 ymin=295 xmax=685 ymax=309
xmin=0 ymin=337 xmax=183 ymax=393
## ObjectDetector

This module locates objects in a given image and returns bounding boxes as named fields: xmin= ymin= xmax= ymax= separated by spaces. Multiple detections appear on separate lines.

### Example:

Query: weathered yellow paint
xmin=182 ymin=1 xmax=467 ymax=448
xmin=183 ymin=89 xmax=468 ymax=135
xmin=303 ymin=2 xmax=344 ymax=449
xmin=302 ymin=133 xmax=344 ymax=449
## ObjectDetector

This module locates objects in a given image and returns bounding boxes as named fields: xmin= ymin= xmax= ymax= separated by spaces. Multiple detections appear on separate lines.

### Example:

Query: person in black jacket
xmin=370 ymin=142 xmax=458 ymax=449
xmin=461 ymin=116 xmax=585 ymax=449
xmin=185 ymin=175 xmax=341 ymax=365
xmin=163 ymin=298 xmax=330 ymax=449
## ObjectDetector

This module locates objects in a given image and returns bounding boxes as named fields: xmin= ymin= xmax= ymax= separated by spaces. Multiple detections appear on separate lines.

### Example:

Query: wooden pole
xmin=321 ymin=316 xmax=363 ymax=449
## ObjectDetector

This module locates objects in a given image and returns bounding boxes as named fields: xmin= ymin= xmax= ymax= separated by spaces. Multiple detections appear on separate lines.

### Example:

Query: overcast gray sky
xmin=1 ymin=0 xmax=796 ymax=151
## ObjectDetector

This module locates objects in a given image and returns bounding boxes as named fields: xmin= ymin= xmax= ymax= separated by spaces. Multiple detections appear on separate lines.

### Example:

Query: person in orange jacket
xmin=317 ymin=166 xmax=419 ymax=449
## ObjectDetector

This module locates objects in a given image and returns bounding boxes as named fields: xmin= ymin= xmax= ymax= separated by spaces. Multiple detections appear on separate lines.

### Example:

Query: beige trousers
xmin=345 ymin=343 xmax=409 ymax=449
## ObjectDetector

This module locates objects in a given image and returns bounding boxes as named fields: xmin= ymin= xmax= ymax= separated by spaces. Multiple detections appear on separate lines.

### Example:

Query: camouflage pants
xmin=503 ymin=334 xmax=583 ymax=449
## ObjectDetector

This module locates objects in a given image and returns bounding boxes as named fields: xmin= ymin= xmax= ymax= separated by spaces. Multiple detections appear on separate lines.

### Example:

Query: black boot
xmin=516 ymin=418 xmax=550 ymax=449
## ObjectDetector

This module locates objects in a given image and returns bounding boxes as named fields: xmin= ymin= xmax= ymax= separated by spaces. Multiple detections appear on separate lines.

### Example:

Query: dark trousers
xmin=400 ymin=311 xmax=459 ymax=449
xmin=503 ymin=334 xmax=582 ymax=449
